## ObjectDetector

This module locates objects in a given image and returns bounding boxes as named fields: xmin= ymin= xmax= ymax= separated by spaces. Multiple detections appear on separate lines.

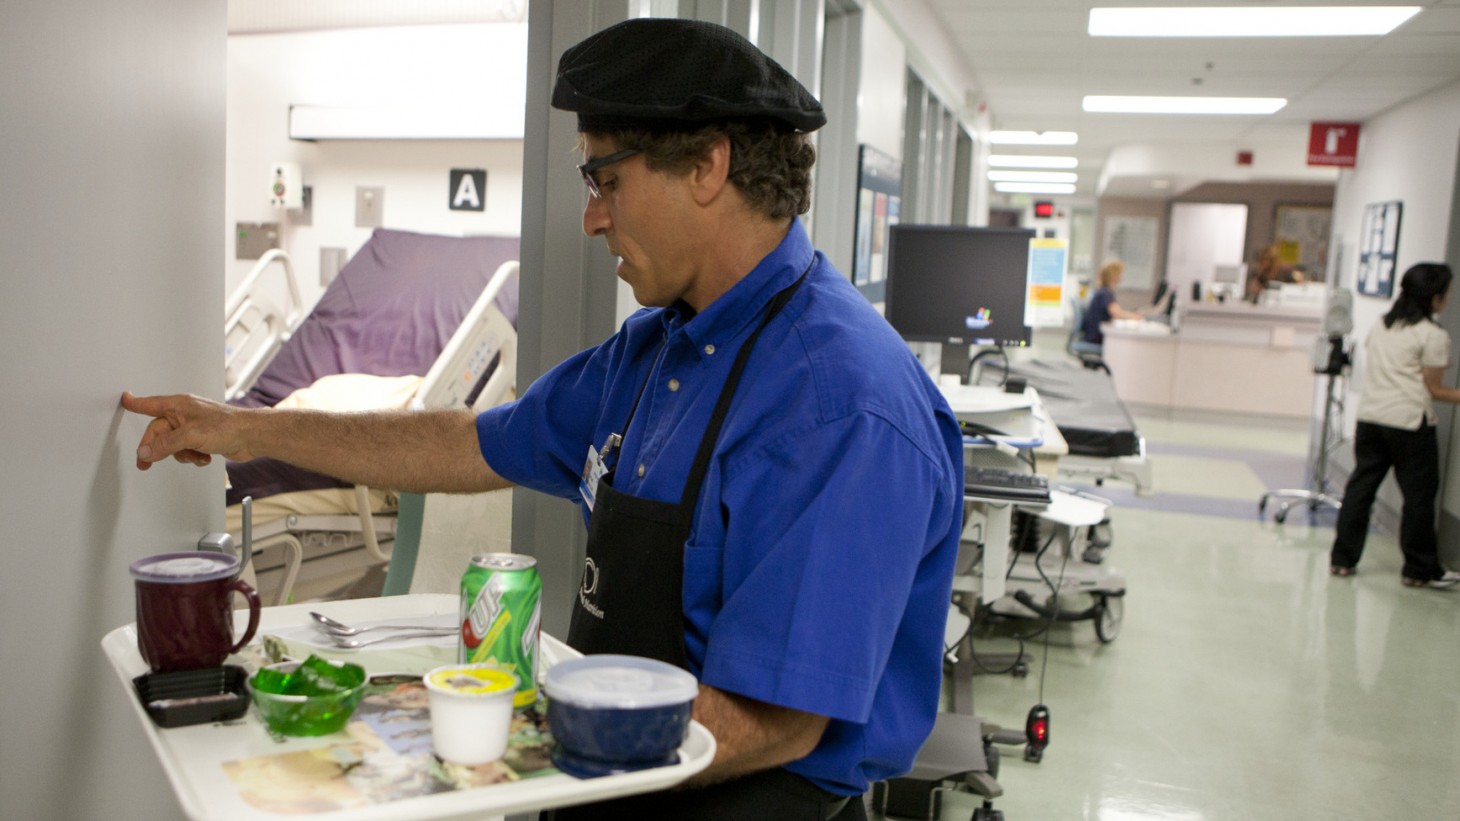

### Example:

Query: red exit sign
xmin=1308 ymin=122 xmax=1360 ymax=167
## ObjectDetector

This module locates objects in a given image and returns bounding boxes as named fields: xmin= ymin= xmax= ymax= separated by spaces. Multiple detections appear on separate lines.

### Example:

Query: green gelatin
xmin=251 ymin=655 xmax=366 ymax=736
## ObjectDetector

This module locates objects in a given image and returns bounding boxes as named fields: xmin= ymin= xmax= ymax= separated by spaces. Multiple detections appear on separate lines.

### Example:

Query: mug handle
xmin=226 ymin=579 xmax=262 ymax=655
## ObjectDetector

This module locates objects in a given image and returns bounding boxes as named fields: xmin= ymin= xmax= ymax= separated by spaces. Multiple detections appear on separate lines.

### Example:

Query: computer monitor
xmin=1148 ymin=279 xmax=1176 ymax=319
xmin=884 ymin=224 xmax=1035 ymax=348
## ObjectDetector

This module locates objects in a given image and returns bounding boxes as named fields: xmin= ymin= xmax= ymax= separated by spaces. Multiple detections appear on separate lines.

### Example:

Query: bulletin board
xmin=852 ymin=144 xmax=902 ymax=305
xmin=1357 ymin=200 xmax=1403 ymax=298
xmin=1099 ymin=215 xmax=1159 ymax=290
xmin=1274 ymin=204 xmax=1332 ymax=279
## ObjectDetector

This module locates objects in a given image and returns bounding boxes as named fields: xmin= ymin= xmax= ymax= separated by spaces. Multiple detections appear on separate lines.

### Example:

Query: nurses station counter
xmin=1100 ymin=301 xmax=1322 ymax=418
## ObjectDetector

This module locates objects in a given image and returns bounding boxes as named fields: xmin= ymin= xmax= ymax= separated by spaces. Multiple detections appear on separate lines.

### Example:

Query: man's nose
xmin=583 ymin=195 xmax=610 ymax=237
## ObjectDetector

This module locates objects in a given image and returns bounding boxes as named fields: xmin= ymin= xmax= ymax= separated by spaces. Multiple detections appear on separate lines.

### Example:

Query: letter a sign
xmin=449 ymin=168 xmax=487 ymax=211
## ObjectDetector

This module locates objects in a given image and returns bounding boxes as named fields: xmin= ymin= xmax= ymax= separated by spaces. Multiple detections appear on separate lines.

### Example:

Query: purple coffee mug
xmin=130 ymin=552 xmax=261 ymax=673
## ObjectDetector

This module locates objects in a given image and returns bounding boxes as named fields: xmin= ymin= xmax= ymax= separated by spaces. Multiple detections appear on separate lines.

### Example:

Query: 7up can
xmin=459 ymin=553 xmax=542 ymax=709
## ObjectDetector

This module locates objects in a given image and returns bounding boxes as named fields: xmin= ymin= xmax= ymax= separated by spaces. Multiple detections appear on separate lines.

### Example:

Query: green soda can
xmin=459 ymin=553 xmax=542 ymax=709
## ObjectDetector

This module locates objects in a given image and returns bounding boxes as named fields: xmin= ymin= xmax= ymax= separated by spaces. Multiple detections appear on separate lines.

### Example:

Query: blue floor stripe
xmin=1061 ymin=479 xmax=1340 ymax=525
xmin=1061 ymin=440 xmax=1340 ymax=525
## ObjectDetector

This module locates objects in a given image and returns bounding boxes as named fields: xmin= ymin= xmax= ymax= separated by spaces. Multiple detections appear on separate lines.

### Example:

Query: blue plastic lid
xmin=543 ymin=654 xmax=698 ymax=709
xmin=130 ymin=552 xmax=240 ymax=584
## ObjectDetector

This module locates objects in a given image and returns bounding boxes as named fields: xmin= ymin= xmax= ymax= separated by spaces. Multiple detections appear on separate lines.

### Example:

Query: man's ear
xmin=688 ymin=135 xmax=732 ymax=206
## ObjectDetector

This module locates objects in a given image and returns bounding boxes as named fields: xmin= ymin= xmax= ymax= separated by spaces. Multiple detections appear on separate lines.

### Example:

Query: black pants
xmin=1332 ymin=420 xmax=1444 ymax=580
xmin=542 ymin=768 xmax=866 ymax=821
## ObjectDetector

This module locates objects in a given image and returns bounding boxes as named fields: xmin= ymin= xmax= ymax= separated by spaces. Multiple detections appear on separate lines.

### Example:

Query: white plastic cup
xmin=423 ymin=664 xmax=518 ymax=765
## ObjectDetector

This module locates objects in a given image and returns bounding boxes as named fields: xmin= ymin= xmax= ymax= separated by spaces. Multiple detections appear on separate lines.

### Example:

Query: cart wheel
xmin=1095 ymin=595 xmax=1123 ymax=643
xmin=1258 ymin=496 xmax=1268 ymax=513
xmin=1011 ymin=660 xmax=1029 ymax=678
xmin=1274 ymin=505 xmax=1289 ymax=525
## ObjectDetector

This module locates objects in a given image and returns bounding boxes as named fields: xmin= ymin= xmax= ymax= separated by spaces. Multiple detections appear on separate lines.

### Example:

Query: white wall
xmin=856 ymin=7 xmax=908 ymax=159
xmin=0 ymin=1 xmax=224 ymax=818
xmin=1328 ymin=78 xmax=1460 ymax=531
xmin=1101 ymin=125 xmax=1340 ymax=196
xmin=226 ymin=24 xmax=527 ymax=311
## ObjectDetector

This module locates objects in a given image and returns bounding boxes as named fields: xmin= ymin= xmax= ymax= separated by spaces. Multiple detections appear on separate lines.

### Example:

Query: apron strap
xmin=678 ymin=260 xmax=814 ymax=509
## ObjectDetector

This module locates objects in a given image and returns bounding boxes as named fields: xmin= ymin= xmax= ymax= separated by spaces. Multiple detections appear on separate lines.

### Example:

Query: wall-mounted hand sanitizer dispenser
xmin=269 ymin=162 xmax=302 ymax=210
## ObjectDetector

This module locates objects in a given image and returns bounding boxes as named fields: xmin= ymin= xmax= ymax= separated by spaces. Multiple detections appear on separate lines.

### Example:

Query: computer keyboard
xmin=965 ymin=466 xmax=1051 ymax=504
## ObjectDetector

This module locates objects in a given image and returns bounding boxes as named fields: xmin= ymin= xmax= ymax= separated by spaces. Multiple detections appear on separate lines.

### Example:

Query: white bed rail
xmin=225 ymin=249 xmax=305 ymax=401
xmin=414 ymin=259 xmax=519 ymax=413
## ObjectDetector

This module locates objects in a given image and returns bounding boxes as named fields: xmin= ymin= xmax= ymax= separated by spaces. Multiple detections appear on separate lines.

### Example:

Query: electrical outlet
xmin=236 ymin=222 xmax=279 ymax=260
xmin=320 ymin=247 xmax=346 ymax=287
xmin=355 ymin=186 xmax=384 ymax=228
xmin=292 ymin=185 xmax=313 ymax=227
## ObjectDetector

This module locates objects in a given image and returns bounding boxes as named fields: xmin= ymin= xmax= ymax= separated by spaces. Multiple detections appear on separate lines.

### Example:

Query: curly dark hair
xmin=586 ymin=121 xmax=816 ymax=219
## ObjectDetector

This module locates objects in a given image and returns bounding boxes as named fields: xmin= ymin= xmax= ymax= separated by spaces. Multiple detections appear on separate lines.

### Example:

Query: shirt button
xmin=637 ymin=464 xmax=645 ymax=478
xmin=668 ymin=378 xmax=681 ymax=392
xmin=704 ymin=344 xmax=716 ymax=356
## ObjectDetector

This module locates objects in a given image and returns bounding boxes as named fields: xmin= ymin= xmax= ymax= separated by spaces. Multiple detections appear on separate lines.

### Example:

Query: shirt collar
xmin=661 ymin=219 xmax=814 ymax=349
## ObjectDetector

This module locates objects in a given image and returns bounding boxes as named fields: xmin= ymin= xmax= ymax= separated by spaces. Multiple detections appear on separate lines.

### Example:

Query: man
xmin=124 ymin=18 xmax=962 ymax=820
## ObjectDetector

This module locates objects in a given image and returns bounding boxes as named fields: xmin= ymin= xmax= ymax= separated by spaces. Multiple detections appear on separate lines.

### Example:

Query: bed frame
xmin=224 ymin=249 xmax=305 ymax=403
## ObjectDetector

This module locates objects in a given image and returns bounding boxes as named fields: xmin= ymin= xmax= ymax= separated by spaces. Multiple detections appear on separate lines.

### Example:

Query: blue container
xmin=543 ymin=655 xmax=698 ymax=778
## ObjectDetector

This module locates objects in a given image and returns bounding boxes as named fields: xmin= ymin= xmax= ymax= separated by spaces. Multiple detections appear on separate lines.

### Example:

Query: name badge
xmin=578 ymin=433 xmax=620 ymax=512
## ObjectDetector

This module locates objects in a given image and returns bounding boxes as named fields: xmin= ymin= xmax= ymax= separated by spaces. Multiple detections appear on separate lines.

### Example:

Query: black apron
xmin=552 ymin=264 xmax=862 ymax=821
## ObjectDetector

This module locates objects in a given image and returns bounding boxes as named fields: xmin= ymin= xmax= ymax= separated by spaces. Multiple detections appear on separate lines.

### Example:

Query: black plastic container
xmin=132 ymin=665 xmax=250 ymax=728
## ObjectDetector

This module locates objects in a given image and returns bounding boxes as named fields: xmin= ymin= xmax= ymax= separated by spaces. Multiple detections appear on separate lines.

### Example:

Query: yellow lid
xmin=426 ymin=665 xmax=517 ymax=696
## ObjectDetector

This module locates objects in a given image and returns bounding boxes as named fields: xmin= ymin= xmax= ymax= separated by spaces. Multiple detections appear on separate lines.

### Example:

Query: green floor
xmin=892 ymin=405 xmax=1460 ymax=820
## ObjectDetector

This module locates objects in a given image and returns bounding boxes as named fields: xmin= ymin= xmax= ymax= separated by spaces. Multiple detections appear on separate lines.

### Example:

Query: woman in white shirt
xmin=1331 ymin=262 xmax=1460 ymax=588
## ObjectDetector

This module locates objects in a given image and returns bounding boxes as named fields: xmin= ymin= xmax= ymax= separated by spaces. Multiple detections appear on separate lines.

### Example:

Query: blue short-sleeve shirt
xmin=477 ymin=221 xmax=963 ymax=795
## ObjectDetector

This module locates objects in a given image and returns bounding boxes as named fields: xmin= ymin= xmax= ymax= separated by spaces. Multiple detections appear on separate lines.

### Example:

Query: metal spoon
xmin=309 ymin=611 xmax=455 ymax=637
xmin=327 ymin=631 xmax=458 ymax=649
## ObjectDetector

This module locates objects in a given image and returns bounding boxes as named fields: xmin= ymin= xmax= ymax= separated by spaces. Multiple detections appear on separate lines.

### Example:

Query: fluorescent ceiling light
xmin=989 ymin=154 xmax=1078 ymax=169
xmin=1083 ymin=95 xmax=1286 ymax=114
xmin=994 ymin=182 xmax=1078 ymax=195
xmin=1089 ymin=6 xmax=1421 ymax=37
xmin=989 ymin=130 xmax=1079 ymax=146
xmin=988 ymin=170 xmax=1079 ymax=183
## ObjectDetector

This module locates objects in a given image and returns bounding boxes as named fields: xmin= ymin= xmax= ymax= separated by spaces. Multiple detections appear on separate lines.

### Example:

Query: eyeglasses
xmin=577 ymin=148 xmax=641 ymax=199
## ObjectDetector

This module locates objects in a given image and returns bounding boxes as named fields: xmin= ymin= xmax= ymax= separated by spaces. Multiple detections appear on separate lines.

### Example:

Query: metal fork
xmin=309 ymin=611 xmax=455 ymax=637
xmin=326 ymin=631 xmax=458 ymax=649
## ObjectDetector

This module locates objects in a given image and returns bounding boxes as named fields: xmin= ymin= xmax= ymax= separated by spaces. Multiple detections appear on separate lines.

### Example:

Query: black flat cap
xmin=552 ymin=18 xmax=825 ymax=133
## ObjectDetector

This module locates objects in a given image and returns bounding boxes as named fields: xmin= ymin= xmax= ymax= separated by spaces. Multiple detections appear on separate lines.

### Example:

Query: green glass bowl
xmin=248 ymin=658 xmax=367 ymax=737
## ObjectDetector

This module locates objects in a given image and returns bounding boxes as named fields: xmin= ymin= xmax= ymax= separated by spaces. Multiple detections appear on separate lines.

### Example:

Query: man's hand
xmin=120 ymin=392 xmax=255 ymax=471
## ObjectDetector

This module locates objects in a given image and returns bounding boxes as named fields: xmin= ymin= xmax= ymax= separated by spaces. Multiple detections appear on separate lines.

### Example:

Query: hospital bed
xmin=223 ymin=228 xmax=520 ymax=604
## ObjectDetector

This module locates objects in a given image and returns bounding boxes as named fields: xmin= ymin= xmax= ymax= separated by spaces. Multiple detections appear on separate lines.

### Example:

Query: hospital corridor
xmin=887 ymin=357 xmax=1460 ymax=820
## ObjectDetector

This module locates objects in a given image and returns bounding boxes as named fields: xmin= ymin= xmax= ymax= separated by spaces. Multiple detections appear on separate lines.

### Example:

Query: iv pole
xmin=1259 ymin=288 xmax=1353 ymax=524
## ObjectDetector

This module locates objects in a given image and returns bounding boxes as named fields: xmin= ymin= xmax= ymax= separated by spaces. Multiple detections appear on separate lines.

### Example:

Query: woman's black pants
xmin=1331 ymin=420 xmax=1444 ymax=580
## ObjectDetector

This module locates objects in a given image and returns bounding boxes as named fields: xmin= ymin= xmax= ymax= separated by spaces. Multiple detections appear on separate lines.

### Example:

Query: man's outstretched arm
xmin=121 ymin=392 xmax=512 ymax=495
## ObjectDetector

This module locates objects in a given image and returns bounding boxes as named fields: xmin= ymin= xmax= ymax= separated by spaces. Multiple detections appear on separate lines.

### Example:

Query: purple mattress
xmin=227 ymin=228 xmax=519 ymax=505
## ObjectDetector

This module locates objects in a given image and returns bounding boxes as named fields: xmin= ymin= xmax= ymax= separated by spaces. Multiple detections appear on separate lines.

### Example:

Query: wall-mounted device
xmin=269 ymin=162 xmax=303 ymax=210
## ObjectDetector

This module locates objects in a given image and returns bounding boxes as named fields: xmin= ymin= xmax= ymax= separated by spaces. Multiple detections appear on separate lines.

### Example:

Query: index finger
xmin=120 ymin=391 xmax=175 ymax=419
